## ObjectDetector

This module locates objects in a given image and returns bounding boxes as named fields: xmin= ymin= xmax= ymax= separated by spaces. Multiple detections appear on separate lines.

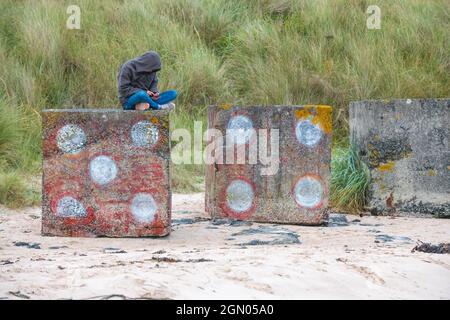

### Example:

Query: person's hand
xmin=151 ymin=91 xmax=160 ymax=100
xmin=147 ymin=90 xmax=159 ymax=100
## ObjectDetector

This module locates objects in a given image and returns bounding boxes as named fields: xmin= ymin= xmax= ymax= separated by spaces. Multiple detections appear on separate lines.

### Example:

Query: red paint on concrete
xmin=291 ymin=173 xmax=327 ymax=211
xmin=218 ymin=175 xmax=257 ymax=220
xmin=206 ymin=105 xmax=331 ymax=225
xmin=41 ymin=110 xmax=171 ymax=237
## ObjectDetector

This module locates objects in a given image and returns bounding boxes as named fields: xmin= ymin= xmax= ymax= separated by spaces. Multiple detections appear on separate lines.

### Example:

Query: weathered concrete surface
xmin=350 ymin=99 xmax=450 ymax=217
xmin=206 ymin=105 xmax=332 ymax=225
xmin=42 ymin=109 xmax=171 ymax=237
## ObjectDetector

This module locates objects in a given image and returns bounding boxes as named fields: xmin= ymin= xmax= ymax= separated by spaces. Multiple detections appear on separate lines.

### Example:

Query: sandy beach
xmin=0 ymin=193 xmax=449 ymax=300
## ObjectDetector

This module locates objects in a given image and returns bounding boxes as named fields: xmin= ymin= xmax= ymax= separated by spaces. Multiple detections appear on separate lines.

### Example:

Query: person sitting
xmin=118 ymin=50 xmax=176 ymax=110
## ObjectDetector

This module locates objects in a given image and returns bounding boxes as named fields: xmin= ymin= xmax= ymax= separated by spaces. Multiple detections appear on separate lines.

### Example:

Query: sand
xmin=0 ymin=193 xmax=449 ymax=300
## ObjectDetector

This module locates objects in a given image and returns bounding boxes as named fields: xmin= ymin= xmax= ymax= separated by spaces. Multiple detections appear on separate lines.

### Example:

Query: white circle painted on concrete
xmin=131 ymin=193 xmax=158 ymax=223
xmin=89 ymin=155 xmax=117 ymax=185
xmin=56 ymin=196 xmax=87 ymax=217
xmin=131 ymin=121 xmax=159 ymax=147
xmin=56 ymin=124 xmax=87 ymax=154
xmin=294 ymin=176 xmax=323 ymax=208
xmin=227 ymin=115 xmax=254 ymax=145
xmin=295 ymin=120 xmax=323 ymax=147
xmin=226 ymin=179 xmax=254 ymax=212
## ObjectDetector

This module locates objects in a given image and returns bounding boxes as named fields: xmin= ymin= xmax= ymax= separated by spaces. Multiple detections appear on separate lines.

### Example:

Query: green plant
xmin=170 ymin=109 xmax=207 ymax=192
xmin=0 ymin=170 xmax=41 ymax=208
xmin=330 ymin=145 xmax=370 ymax=213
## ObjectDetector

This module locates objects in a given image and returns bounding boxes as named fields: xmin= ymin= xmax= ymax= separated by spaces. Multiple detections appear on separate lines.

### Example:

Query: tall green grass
xmin=0 ymin=169 xmax=41 ymax=208
xmin=170 ymin=108 xmax=207 ymax=192
xmin=0 ymin=0 xmax=448 ymax=208
xmin=330 ymin=146 xmax=370 ymax=213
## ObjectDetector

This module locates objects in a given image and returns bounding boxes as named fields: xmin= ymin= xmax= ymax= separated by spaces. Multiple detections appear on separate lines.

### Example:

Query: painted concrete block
xmin=350 ymin=99 xmax=450 ymax=217
xmin=42 ymin=109 xmax=171 ymax=237
xmin=206 ymin=105 xmax=332 ymax=225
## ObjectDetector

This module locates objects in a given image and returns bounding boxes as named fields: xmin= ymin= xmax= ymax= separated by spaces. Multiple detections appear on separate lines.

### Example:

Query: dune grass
xmin=330 ymin=145 xmax=370 ymax=213
xmin=0 ymin=169 xmax=41 ymax=208
xmin=0 ymin=0 xmax=448 ymax=209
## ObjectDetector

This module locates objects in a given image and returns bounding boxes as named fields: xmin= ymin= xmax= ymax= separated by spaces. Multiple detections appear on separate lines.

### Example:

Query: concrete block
xmin=206 ymin=105 xmax=332 ymax=225
xmin=42 ymin=109 xmax=171 ymax=237
xmin=350 ymin=99 xmax=450 ymax=217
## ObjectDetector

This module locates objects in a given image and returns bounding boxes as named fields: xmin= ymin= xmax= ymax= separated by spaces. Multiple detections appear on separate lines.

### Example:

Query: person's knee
xmin=166 ymin=90 xmax=177 ymax=100
xmin=135 ymin=90 xmax=148 ymax=100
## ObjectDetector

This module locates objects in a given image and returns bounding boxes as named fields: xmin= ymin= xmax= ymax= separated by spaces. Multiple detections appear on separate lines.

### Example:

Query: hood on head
xmin=133 ymin=51 xmax=161 ymax=73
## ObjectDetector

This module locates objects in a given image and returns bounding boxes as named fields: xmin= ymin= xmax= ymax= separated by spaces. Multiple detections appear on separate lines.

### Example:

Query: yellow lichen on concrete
xmin=220 ymin=103 xmax=232 ymax=110
xmin=294 ymin=107 xmax=312 ymax=120
xmin=428 ymin=169 xmax=437 ymax=176
xmin=43 ymin=112 xmax=61 ymax=128
xmin=295 ymin=105 xmax=332 ymax=134
xmin=313 ymin=106 xmax=332 ymax=134
xmin=151 ymin=116 xmax=159 ymax=124
xmin=378 ymin=161 xmax=395 ymax=172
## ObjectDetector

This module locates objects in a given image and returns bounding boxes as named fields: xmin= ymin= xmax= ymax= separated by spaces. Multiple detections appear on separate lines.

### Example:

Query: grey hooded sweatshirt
xmin=117 ymin=51 xmax=161 ymax=105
